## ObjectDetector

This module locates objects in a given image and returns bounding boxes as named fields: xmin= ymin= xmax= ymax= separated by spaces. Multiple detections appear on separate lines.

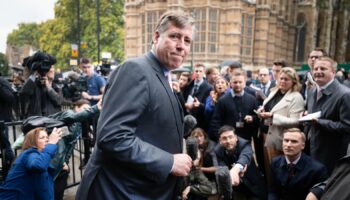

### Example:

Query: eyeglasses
xmin=308 ymin=56 xmax=320 ymax=60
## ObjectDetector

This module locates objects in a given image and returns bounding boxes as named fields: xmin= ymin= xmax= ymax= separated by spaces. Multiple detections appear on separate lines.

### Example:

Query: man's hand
xmin=193 ymin=98 xmax=200 ymax=107
xmin=185 ymin=102 xmax=194 ymax=110
xmin=172 ymin=81 xmax=180 ymax=93
xmin=182 ymin=186 xmax=190 ymax=200
xmin=244 ymin=115 xmax=253 ymax=123
xmin=171 ymin=154 xmax=192 ymax=176
xmin=305 ymin=192 xmax=318 ymax=200
xmin=230 ymin=165 xmax=241 ymax=186
xmin=81 ymin=91 xmax=90 ymax=100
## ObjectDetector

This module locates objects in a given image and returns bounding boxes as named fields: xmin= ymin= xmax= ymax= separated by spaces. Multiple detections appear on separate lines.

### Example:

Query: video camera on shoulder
xmin=61 ymin=72 xmax=88 ymax=102
xmin=23 ymin=51 xmax=56 ymax=77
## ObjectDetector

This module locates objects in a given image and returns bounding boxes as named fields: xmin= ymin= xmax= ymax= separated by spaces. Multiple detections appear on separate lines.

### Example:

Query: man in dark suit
xmin=183 ymin=63 xmax=212 ymax=130
xmin=300 ymin=48 xmax=328 ymax=101
xmin=76 ymin=11 xmax=193 ymax=200
xmin=269 ymin=128 xmax=328 ymax=200
xmin=306 ymin=152 xmax=350 ymax=200
xmin=215 ymin=125 xmax=267 ymax=200
xmin=256 ymin=67 xmax=276 ymax=103
xmin=305 ymin=56 xmax=350 ymax=174
xmin=210 ymin=70 xmax=259 ymax=142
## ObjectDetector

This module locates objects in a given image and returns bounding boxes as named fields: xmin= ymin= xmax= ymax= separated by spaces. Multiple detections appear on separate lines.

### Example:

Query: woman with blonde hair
xmin=0 ymin=127 xmax=62 ymax=200
xmin=257 ymin=67 xmax=305 ymax=183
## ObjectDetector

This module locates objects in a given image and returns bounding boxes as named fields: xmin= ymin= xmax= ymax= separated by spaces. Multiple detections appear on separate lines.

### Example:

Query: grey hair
xmin=154 ymin=10 xmax=195 ymax=34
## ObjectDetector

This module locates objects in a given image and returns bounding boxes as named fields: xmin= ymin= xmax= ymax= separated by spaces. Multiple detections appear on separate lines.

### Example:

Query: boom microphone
xmin=216 ymin=166 xmax=232 ymax=200
xmin=186 ymin=136 xmax=198 ymax=161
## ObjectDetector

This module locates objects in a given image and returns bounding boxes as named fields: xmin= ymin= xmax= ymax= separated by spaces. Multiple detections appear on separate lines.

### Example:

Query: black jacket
xmin=210 ymin=91 xmax=259 ymax=141
xmin=215 ymin=137 xmax=267 ymax=199
xmin=0 ymin=77 xmax=15 ymax=122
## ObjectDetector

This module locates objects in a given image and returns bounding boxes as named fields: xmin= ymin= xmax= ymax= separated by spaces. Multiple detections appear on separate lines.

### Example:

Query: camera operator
xmin=80 ymin=58 xmax=106 ymax=106
xmin=97 ymin=58 xmax=112 ymax=80
xmin=19 ymin=51 xmax=63 ymax=118
xmin=0 ymin=76 xmax=15 ymax=179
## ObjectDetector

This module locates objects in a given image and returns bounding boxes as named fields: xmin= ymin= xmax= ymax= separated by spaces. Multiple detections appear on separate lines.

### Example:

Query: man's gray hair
xmin=154 ymin=10 xmax=195 ymax=34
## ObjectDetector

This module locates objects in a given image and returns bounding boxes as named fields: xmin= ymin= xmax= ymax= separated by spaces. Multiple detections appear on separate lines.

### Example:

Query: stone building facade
xmin=124 ymin=0 xmax=350 ymax=69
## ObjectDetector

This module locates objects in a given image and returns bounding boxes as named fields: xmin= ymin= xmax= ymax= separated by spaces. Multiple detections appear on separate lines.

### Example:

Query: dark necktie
xmin=287 ymin=163 xmax=296 ymax=183
xmin=262 ymin=85 xmax=266 ymax=95
xmin=193 ymin=84 xmax=199 ymax=95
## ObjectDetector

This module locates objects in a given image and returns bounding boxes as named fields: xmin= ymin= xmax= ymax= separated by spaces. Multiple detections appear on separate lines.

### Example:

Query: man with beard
xmin=209 ymin=70 xmax=259 ymax=142
xmin=305 ymin=56 xmax=350 ymax=174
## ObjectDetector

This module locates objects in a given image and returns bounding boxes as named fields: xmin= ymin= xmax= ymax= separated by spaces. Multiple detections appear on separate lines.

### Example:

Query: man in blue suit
xmin=76 ymin=11 xmax=194 ymax=200
xmin=269 ymin=128 xmax=328 ymax=200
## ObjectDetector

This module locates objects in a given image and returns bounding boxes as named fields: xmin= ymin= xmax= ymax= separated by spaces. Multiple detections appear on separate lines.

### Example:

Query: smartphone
xmin=60 ymin=126 xmax=70 ymax=137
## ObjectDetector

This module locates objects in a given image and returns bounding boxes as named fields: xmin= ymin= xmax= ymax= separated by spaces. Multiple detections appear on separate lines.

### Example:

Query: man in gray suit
xmin=76 ymin=11 xmax=194 ymax=200
xmin=306 ymin=56 xmax=350 ymax=174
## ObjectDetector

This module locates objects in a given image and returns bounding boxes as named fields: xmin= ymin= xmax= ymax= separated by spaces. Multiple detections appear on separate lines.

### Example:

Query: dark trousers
xmin=0 ymin=125 xmax=14 ymax=180
xmin=54 ymin=170 xmax=69 ymax=200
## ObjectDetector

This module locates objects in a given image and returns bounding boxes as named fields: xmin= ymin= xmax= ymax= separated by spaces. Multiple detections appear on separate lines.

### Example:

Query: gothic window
xmin=193 ymin=9 xmax=207 ymax=53
xmin=192 ymin=8 xmax=219 ymax=54
xmin=142 ymin=11 xmax=163 ymax=53
xmin=294 ymin=12 xmax=307 ymax=62
xmin=240 ymin=13 xmax=254 ymax=57
xmin=208 ymin=8 xmax=219 ymax=53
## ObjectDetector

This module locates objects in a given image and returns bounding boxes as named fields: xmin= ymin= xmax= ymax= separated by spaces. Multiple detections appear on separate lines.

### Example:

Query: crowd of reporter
xmin=1 ymin=47 xmax=350 ymax=200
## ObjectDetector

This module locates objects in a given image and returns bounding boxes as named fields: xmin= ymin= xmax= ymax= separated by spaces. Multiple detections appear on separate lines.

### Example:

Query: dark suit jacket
xmin=76 ymin=52 xmax=184 ymax=200
xmin=0 ymin=77 xmax=15 ymax=121
xmin=269 ymin=153 xmax=328 ymax=200
xmin=215 ymin=137 xmax=267 ymax=199
xmin=209 ymin=91 xmax=259 ymax=141
xmin=305 ymin=79 xmax=350 ymax=173
xmin=320 ymin=154 xmax=350 ymax=200
xmin=256 ymin=80 xmax=276 ymax=105
xmin=183 ymin=79 xmax=212 ymax=130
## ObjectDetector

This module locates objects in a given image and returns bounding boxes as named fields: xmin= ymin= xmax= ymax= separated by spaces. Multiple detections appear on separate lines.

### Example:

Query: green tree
xmin=0 ymin=53 xmax=9 ymax=76
xmin=7 ymin=0 xmax=125 ymax=70
xmin=7 ymin=23 xmax=41 ymax=48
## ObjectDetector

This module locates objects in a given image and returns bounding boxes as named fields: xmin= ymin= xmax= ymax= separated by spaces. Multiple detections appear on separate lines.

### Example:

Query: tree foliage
xmin=7 ymin=0 xmax=125 ymax=70
xmin=7 ymin=23 xmax=41 ymax=47
xmin=0 ymin=52 xmax=9 ymax=76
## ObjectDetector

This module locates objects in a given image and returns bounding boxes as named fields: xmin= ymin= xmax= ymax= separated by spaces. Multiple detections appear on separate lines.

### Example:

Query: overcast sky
xmin=0 ymin=0 xmax=57 ymax=54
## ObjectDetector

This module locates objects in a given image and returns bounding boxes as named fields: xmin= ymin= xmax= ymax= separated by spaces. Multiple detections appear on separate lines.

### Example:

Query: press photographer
xmin=96 ymin=58 xmax=111 ymax=80
xmin=19 ymin=51 xmax=63 ymax=118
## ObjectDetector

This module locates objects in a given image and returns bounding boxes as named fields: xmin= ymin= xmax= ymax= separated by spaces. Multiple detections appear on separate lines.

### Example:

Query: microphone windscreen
xmin=67 ymin=72 xmax=80 ymax=81
xmin=186 ymin=136 xmax=198 ymax=161
xmin=184 ymin=115 xmax=197 ymax=138
xmin=216 ymin=166 xmax=232 ymax=200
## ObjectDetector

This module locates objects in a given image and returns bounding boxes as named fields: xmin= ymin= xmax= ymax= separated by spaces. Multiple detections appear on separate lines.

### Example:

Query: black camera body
xmin=98 ymin=63 xmax=111 ymax=76
xmin=61 ymin=74 xmax=88 ymax=102
xmin=23 ymin=51 xmax=56 ymax=77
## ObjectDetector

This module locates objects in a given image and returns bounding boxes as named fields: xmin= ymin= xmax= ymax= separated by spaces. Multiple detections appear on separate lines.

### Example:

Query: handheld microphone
xmin=216 ymin=166 xmax=232 ymax=200
xmin=186 ymin=136 xmax=198 ymax=161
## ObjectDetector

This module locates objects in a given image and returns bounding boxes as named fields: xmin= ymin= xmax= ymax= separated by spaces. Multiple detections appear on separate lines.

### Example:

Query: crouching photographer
xmin=19 ymin=51 xmax=63 ymax=118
